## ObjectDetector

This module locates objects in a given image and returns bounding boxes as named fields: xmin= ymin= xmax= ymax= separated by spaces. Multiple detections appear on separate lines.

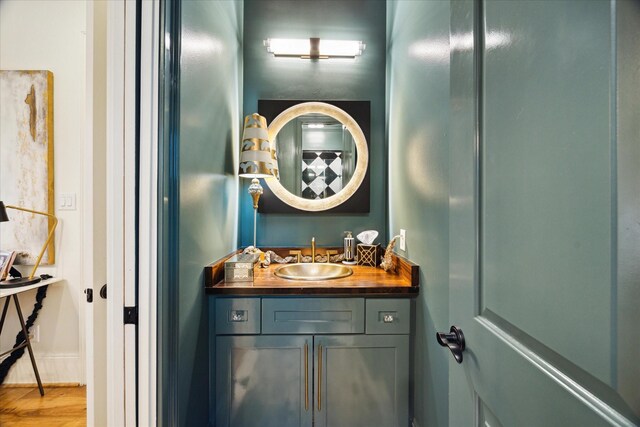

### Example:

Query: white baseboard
xmin=2 ymin=353 xmax=82 ymax=384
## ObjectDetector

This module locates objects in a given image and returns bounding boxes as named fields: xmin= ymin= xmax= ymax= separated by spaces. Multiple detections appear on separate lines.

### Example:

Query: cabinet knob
xmin=230 ymin=310 xmax=247 ymax=322
xmin=378 ymin=311 xmax=398 ymax=323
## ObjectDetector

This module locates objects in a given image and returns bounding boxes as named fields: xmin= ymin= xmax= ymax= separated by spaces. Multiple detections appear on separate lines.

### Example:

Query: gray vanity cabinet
xmin=215 ymin=335 xmax=313 ymax=427
xmin=314 ymin=335 xmax=409 ymax=427
xmin=213 ymin=297 xmax=412 ymax=427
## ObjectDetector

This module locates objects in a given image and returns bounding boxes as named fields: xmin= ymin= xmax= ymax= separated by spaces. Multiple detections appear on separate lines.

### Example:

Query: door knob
xmin=436 ymin=326 xmax=465 ymax=364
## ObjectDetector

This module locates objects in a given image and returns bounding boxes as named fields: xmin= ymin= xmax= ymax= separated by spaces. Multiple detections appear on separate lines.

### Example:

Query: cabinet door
xmin=314 ymin=335 xmax=409 ymax=427
xmin=216 ymin=335 xmax=313 ymax=427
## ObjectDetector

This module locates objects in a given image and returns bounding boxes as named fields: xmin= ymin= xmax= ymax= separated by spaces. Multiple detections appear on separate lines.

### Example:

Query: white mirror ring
xmin=265 ymin=102 xmax=369 ymax=212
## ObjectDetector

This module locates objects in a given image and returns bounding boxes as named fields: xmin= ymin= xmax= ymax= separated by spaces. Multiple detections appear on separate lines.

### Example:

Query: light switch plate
xmin=400 ymin=229 xmax=406 ymax=251
xmin=59 ymin=193 xmax=77 ymax=211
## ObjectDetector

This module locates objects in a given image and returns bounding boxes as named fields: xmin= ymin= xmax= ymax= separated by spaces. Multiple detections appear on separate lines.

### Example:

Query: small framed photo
xmin=0 ymin=250 xmax=17 ymax=281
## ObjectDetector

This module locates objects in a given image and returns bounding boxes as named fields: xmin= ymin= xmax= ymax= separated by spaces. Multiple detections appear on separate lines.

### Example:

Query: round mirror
xmin=266 ymin=102 xmax=368 ymax=212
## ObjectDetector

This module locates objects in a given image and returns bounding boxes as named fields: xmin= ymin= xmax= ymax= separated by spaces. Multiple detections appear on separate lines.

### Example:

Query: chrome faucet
xmin=311 ymin=237 xmax=316 ymax=263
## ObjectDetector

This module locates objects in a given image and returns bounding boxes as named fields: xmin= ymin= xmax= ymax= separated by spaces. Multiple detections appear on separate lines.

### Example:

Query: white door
xmin=102 ymin=1 xmax=159 ymax=425
xmin=84 ymin=1 xmax=108 ymax=426
xmin=106 ymin=0 xmax=138 ymax=425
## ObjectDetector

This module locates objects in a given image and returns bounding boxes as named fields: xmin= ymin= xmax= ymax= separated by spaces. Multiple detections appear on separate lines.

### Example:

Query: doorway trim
xmin=138 ymin=0 xmax=160 ymax=425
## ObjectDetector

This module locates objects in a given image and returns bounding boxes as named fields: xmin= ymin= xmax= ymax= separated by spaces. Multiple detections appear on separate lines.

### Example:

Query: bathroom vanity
xmin=205 ymin=250 xmax=419 ymax=427
xmin=205 ymin=99 xmax=419 ymax=426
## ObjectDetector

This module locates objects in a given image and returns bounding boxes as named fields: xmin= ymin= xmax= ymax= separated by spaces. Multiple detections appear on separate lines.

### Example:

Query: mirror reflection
xmin=275 ymin=113 xmax=356 ymax=200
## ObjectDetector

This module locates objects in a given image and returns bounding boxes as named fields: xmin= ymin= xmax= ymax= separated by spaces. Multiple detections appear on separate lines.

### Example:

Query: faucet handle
xmin=325 ymin=250 xmax=338 ymax=263
xmin=289 ymin=250 xmax=302 ymax=264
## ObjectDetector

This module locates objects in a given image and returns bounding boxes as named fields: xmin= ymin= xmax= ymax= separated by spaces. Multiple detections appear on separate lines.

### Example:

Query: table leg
xmin=0 ymin=297 xmax=10 ymax=335
xmin=12 ymin=295 xmax=44 ymax=396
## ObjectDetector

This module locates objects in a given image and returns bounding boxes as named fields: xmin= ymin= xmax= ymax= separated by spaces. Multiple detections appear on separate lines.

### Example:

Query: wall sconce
xmin=238 ymin=114 xmax=279 ymax=252
xmin=264 ymin=38 xmax=365 ymax=59
xmin=0 ymin=201 xmax=58 ymax=286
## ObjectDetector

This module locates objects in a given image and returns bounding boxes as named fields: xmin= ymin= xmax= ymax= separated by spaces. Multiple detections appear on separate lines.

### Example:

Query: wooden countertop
xmin=204 ymin=249 xmax=419 ymax=296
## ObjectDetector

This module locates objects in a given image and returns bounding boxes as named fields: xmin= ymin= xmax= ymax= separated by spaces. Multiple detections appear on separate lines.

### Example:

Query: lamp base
xmin=0 ymin=277 xmax=42 ymax=288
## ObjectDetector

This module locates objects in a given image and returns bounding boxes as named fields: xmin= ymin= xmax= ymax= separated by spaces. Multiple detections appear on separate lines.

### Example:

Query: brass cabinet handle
xmin=318 ymin=344 xmax=322 ymax=411
xmin=304 ymin=341 xmax=309 ymax=411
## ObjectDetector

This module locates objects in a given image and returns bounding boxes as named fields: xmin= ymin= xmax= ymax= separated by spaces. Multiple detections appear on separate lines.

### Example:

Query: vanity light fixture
xmin=264 ymin=38 xmax=365 ymax=59
xmin=307 ymin=123 xmax=325 ymax=129
xmin=238 ymin=114 xmax=279 ymax=253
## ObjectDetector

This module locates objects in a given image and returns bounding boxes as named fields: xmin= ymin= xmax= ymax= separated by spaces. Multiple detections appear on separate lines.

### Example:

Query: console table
xmin=0 ymin=278 xmax=62 ymax=395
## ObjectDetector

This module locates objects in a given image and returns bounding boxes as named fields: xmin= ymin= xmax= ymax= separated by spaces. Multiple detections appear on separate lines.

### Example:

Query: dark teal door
xmin=314 ymin=335 xmax=409 ymax=427
xmin=216 ymin=335 xmax=313 ymax=427
xmin=448 ymin=0 xmax=640 ymax=425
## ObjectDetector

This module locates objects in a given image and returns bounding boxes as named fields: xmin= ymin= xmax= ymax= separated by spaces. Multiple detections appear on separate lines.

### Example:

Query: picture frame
xmin=0 ymin=250 xmax=17 ymax=281
xmin=0 ymin=70 xmax=55 ymax=265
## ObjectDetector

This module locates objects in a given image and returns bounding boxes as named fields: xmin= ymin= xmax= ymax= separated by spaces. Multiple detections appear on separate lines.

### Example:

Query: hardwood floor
xmin=0 ymin=386 xmax=86 ymax=426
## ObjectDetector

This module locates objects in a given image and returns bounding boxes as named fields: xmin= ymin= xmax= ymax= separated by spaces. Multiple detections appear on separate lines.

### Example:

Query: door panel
xmin=481 ymin=0 xmax=613 ymax=384
xmin=449 ymin=0 xmax=640 ymax=426
xmin=314 ymin=335 xmax=409 ymax=427
xmin=479 ymin=398 xmax=503 ymax=427
xmin=216 ymin=335 xmax=313 ymax=427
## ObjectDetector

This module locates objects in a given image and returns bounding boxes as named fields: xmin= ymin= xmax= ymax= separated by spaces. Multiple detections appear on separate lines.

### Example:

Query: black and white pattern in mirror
xmin=301 ymin=151 xmax=343 ymax=199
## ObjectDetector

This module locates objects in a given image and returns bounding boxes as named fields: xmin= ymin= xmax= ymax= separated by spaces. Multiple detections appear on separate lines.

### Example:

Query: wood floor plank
xmin=0 ymin=387 xmax=32 ymax=407
xmin=0 ymin=386 xmax=86 ymax=427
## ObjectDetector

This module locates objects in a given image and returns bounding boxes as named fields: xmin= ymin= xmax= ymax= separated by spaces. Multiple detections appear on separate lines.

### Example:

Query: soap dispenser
xmin=343 ymin=231 xmax=357 ymax=265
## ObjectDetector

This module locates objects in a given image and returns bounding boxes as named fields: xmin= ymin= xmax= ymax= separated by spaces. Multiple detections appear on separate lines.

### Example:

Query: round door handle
xmin=99 ymin=284 xmax=107 ymax=299
xmin=436 ymin=326 xmax=465 ymax=364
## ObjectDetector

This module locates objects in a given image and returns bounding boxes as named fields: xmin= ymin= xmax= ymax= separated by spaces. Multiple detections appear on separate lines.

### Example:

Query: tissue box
xmin=224 ymin=253 xmax=259 ymax=282
xmin=357 ymin=244 xmax=380 ymax=267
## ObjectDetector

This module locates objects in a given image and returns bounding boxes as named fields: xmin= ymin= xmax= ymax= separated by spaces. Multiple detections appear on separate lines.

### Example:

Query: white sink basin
xmin=274 ymin=263 xmax=353 ymax=281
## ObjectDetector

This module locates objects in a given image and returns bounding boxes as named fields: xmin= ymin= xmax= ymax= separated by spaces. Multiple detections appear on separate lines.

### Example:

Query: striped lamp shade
xmin=238 ymin=113 xmax=279 ymax=179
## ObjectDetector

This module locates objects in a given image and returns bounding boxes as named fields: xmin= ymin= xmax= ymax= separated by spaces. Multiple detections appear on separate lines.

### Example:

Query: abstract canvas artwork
xmin=301 ymin=150 xmax=343 ymax=200
xmin=0 ymin=71 xmax=55 ymax=265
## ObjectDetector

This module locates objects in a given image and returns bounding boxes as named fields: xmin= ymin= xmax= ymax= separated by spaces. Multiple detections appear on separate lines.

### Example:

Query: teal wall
xmin=387 ymin=1 xmax=451 ymax=426
xmin=172 ymin=1 xmax=243 ymax=425
xmin=240 ymin=0 xmax=387 ymax=248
